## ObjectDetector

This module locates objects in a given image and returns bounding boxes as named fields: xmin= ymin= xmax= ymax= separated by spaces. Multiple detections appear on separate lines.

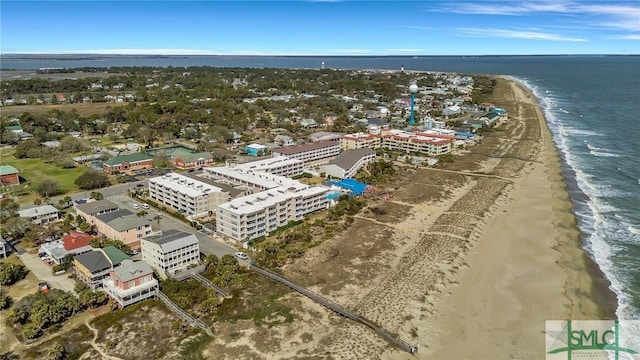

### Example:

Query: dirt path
xmin=85 ymin=319 xmax=123 ymax=360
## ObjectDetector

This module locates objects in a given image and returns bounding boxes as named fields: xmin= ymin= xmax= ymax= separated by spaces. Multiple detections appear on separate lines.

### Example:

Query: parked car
xmin=131 ymin=203 xmax=140 ymax=210
xmin=141 ymin=204 xmax=150 ymax=210
xmin=235 ymin=252 xmax=249 ymax=260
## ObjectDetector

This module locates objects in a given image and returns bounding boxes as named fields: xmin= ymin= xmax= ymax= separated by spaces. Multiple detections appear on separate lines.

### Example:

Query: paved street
xmin=16 ymin=249 xmax=76 ymax=293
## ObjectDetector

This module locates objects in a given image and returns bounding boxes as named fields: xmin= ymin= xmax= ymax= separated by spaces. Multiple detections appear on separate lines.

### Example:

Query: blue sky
xmin=1 ymin=1 xmax=639 ymax=55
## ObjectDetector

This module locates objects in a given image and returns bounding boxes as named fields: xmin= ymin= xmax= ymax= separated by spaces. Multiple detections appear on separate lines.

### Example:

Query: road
xmin=16 ymin=248 xmax=76 ymax=293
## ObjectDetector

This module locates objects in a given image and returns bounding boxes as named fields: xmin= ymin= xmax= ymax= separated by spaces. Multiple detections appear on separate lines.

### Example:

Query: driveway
xmin=17 ymin=250 xmax=76 ymax=293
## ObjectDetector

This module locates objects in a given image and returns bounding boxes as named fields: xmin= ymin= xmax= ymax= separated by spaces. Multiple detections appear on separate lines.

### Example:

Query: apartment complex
xmin=216 ymin=185 xmax=328 ymax=242
xmin=148 ymin=172 xmax=230 ymax=218
xmin=230 ymin=156 xmax=304 ymax=178
xmin=325 ymin=148 xmax=377 ymax=179
xmin=141 ymin=230 xmax=200 ymax=279
xmin=341 ymin=130 xmax=454 ymax=156
xmin=341 ymin=133 xmax=381 ymax=151
xmin=272 ymin=140 xmax=340 ymax=165
xmin=103 ymin=260 xmax=158 ymax=308
xmin=75 ymin=199 xmax=120 ymax=225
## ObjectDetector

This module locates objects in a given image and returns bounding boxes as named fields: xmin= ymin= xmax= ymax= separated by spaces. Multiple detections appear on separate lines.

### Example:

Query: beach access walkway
xmin=250 ymin=264 xmax=419 ymax=354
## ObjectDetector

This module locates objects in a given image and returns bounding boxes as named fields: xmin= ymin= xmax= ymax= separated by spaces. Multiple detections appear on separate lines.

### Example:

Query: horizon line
xmin=2 ymin=52 xmax=639 ymax=57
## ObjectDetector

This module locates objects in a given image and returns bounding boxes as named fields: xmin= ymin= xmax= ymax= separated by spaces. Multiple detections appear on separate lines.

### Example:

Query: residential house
xmin=102 ymin=153 xmax=154 ymax=175
xmin=103 ymin=260 xmax=158 ymax=308
xmin=94 ymin=209 xmax=154 ymax=247
xmin=18 ymin=205 xmax=60 ymax=225
xmin=0 ymin=165 xmax=20 ymax=186
xmin=300 ymin=119 xmax=318 ymax=128
xmin=245 ymin=144 xmax=267 ymax=157
xmin=39 ymin=231 xmax=94 ymax=265
xmin=273 ymin=135 xmax=294 ymax=147
xmin=325 ymin=148 xmax=377 ymax=179
xmin=75 ymin=199 xmax=120 ymax=225
xmin=74 ymin=246 xmax=130 ymax=289
xmin=141 ymin=230 xmax=200 ymax=279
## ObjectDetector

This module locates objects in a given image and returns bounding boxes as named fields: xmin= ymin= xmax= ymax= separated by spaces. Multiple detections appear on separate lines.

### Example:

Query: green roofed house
xmin=0 ymin=165 xmax=20 ymax=186
xmin=170 ymin=148 xmax=214 ymax=170
xmin=103 ymin=153 xmax=154 ymax=175
xmin=101 ymin=245 xmax=131 ymax=266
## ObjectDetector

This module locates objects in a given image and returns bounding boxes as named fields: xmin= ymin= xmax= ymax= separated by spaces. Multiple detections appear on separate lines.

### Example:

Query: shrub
xmin=0 ymin=263 xmax=28 ymax=286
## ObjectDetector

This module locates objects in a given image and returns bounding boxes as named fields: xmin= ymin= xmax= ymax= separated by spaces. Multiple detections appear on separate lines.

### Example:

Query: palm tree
xmin=47 ymin=342 xmax=65 ymax=360
xmin=153 ymin=214 xmax=161 ymax=226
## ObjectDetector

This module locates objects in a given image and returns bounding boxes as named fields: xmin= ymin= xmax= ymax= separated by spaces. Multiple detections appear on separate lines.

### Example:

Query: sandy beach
xmin=203 ymin=77 xmax=615 ymax=359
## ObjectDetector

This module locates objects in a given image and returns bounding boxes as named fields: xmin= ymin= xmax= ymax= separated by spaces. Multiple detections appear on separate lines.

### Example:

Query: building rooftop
xmin=219 ymin=186 xmax=328 ymax=215
xmin=18 ymin=205 xmax=59 ymax=219
xmin=205 ymin=167 xmax=306 ymax=191
xmin=112 ymin=260 xmax=153 ymax=283
xmin=63 ymin=231 xmax=92 ymax=251
xmin=273 ymin=140 xmax=339 ymax=155
xmin=149 ymin=172 xmax=223 ymax=197
xmin=0 ymin=165 xmax=19 ymax=176
xmin=75 ymin=251 xmax=111 ymax=273
xmin=97 ymin=210 xmax=151 ymax=232
xmin=327 ymin=148 xmax=376 ymax=171
xmin=143 ymin=230 xmax=199 ymax=253
xmin=233 ymin=156 xmax=303 ymax=172
xmin=103 ymin=153 xmax=154 ymax=166
xmin=181 ymin=173 xmax=245 ymax=198
xmin=171 ymin=148 xmax=213 ymax=163
xmin=102 ymin=246 xmax=130 ymax=266
xmin=75 ymin=199 xmax=119 ymax=215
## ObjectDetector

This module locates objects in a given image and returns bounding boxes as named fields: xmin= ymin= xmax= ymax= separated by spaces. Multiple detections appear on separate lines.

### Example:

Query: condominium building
xmin=216 ymin=185 xmax=328 ymax=243
xmin=203 ymin=166 xmax=306 ymax=193
xmin=141 ymin=230 xmax=200 ymax=279
xmin=148 ymin=173 xmax=230 ymax=218
xmin=75 ymin=199 xmax=120 ymax=226
xmin=325 ymin=148 xmax=377 ymax=179
xmin=341 ymin=130 xmax=454 ymax=156
xmin=103 ymin=260 xmax=158 ymax=308
xmin=272 ymin=140 xmax=341 ymax=165
xmin=230 ymin=156 xmax=304 ymax=178
xmin=94 ymin=209 xmax=154 ymax=247
xmin=341 ymin=133 xmax=382 ymax=151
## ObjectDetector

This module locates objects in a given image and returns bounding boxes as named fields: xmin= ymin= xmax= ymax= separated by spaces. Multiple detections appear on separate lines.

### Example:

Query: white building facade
xmin=272 ymin=140 xmax=341 ymax=165
xmin=231 ymin=156 xmax=304 ymax=178
xmin=141 ymin=230 xmax=200 ymax=279
xmin=325 ymin=148 xmax=377 ymax=179
xmin=148 ymin=173 xmax=230 ymax=218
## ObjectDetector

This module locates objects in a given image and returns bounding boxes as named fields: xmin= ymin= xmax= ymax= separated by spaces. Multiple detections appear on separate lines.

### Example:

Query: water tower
xmin=409 ymin=83 xmax=419 ymax=125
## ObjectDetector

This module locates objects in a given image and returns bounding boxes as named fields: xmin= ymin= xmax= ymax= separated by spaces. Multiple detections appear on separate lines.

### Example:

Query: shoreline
xmin=422 ymin=78 xmax=616 ymax=359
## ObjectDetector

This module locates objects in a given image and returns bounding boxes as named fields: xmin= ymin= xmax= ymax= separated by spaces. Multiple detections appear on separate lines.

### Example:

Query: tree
xmin=90 ymin=191 xmax=104 ymax=200
xmin=136 ymin=210 xmax=148 ymax=217
xmin=0 ymin=263 xmax=28 ymax=286
xmin=36 ymin=179 xmax=64 ymax=198
xmin=47 ymin=342 xmax=65 ymax=360
xmin=153 ymin=214 xmax=161 ymax=226
xmin=75 ymin=169 xmax=110 ymax=190
xmin=1 ymin=197 xmax=19 ymax=224
xmin=78 ymin=289 xmax=107 ymax=309
xmin=33 ymin=198 xmax=42 ymax=207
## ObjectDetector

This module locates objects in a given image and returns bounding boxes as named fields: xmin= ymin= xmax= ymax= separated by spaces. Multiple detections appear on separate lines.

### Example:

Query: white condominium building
xmin=203 ymin=166 xmax=306 ymax=192
xmin=141 ymin=230 xmax=200 ymax=279
xmin=148 ymin=173 xmax=230 ymax=218
xmin=272 ymin=140 xmax=341 ymax=164
xmin=216 ymin=186 xmax=329 ymax=242
xmin=231 ymin=156 xmax=304 ymax=177
xmin=341 ymin=130 xmax=454 ymax=156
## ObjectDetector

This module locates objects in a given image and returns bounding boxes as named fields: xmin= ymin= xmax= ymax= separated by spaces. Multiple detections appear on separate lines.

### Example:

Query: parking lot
xmin=106 ymin=194 xmax=238 ymax=258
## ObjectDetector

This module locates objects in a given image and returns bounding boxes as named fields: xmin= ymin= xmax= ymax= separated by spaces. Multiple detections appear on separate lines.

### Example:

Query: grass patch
xmin=91 ymin=299 xmax=158 ymax=333
xmin=23 ymin=324 xmax=93 ymax=360
xmin=0 ymin=148 xmax=87 ymax=203
xmin=178 ymin=333 xmax=212 ymax=360
xmin=215 ymin=275 xmax=293 ymax=328
xmin=0 ymin=102 xmax=127 ymax=117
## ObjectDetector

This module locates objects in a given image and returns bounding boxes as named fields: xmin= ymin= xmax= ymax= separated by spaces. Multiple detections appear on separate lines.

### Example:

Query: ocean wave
xmin=586 ymin=143 xmax=605 ymax=152
xmin=589 ymin=150 xmax=622 ymax=158
xmin=505 ymin=76 xmax=639 ymax=348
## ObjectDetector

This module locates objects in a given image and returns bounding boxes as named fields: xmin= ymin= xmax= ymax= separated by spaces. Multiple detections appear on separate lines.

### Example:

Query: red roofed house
xmin=63 ymin=231 xmax=93 ymax=253
xmin=0 ymin=165 xmax=20 ymax=186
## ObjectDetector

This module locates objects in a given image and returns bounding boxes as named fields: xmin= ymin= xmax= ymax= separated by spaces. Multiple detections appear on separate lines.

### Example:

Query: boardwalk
xmin=250 ymin=265 xmax=419 ymax=354
xmin=156 ymin=291 xmax=212 ymax=336
xmin=191 ymin=273 xmax=230 ymax=298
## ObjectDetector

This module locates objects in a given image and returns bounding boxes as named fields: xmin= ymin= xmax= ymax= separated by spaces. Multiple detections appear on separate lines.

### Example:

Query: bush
xmin=0 ymin=263 xmax=28 ymax=286
xmin=36 ymin=179 xmax=64 ymax=198
xmin=0 ymin=290 xmax=13 ymax=310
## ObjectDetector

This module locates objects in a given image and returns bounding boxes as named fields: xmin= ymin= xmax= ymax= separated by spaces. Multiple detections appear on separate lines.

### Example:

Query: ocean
xmin=2 ymin=54 xmax=639 ymax=341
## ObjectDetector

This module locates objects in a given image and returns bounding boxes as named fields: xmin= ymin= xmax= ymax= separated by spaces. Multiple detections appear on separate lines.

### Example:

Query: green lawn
xmin=0 ymin=147 xmax=88 ymax=203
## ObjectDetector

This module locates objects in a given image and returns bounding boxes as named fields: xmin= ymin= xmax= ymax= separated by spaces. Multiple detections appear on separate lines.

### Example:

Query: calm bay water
xmin=2 ymin=55 xmax=639 ymax=341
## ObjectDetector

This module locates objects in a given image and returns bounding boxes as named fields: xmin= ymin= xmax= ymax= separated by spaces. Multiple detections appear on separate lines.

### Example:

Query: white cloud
xmin=432 ymin=1 xmax=573 ymax=16
xmin=458 ymin=28 xmax=587 ymax=42
xmin=612 ymin=34 xmax=640 ymax=40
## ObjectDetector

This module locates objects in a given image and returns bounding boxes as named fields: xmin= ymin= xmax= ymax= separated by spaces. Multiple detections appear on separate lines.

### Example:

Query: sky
xmin=1 ymin=1 xmax=639 ymax=55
